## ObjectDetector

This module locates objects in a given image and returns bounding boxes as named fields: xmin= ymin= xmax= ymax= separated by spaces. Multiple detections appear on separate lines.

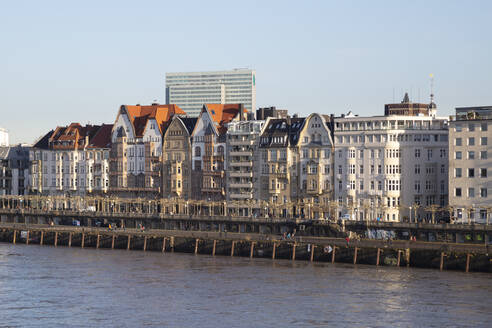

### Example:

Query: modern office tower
xmin=166 ymin=69 xmax=256 ymax=117
xmin=110 ymin=104 xmax=185 ymax=198
xmin=0 ymin=128 xmax=8 ymax=146
xmin=334 ymin=95 xmax=449 ymax=222
xmin=448 ymin=106 xmax=491 ymax=224
xmin=30 ymin=123 xmax=113 ymax=196
xmin=0 ymin=144 xmax=29 ymax=195
xmin=225 ymin=119 xmax=265 ymax=216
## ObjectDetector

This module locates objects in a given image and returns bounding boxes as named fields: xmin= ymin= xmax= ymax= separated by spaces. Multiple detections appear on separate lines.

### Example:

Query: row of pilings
xmin=0 ymin=227 xmax=490 ymax=272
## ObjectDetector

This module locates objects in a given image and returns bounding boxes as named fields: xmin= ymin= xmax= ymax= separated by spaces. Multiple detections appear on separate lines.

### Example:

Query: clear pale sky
xmin=1 ymin=0 xmax=491 ymax=144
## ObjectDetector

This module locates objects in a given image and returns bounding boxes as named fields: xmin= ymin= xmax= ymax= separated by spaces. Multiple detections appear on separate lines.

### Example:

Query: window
xmin=359 ymin=180 xmax=364 ymax=190
xmin=481 ymin=188 xmax=488 ymax=198
xmin=415 ymin=181 xmax=421 ymax=193
xmin=371 ymin=181 xmax=374 ymax=190
xmin=324 ymin=149 xmax=330 ymax=158
xmin=468 ymin=137 xmax=475 ymax=146
xmin=469 ymin=123 xmax=475 ymax=131
xmin=468 ymin=188 xmax=475 ymax=198
xmin=468 ymin=168 xmax=475 ymax=177
xmin=370 ymin=165 xmax=374 ymax=174
xmin=415 ymin=149 xmax=421 ymax=158
xmin=481 ymin=168 xmax=487 ymax=178
xmin=468 ymin=151 xmax=475 ymax=159
xmin=481 ymin=137 xmax=487 ymax=146
xmin=378 ymin=165 xmax=382 ymax=174
xmin=455 ymin=138 xmax=462 ymax=146
xmin=455 ymin=124 xmax=462 ymax=132
xmin=455 ymin=168 xmax=462 ymax=178
xmin=378 ymin=181 xmax=382 ymax=191
xmin=338 ymin=165 xmax=342 ymax=174
xmin=481 ymin=123 xmax=488 ymax=131
xmin=455 ymin=188 xmax=462 ymax=197
xmin=427 ymin=149 xmax=433 ymax=160
xmin=359 ymin=150 xmax=364 ymax=158
xmin=415 ymin=164 xmax=420 ymax=174
xmin=455 ymin=151 xmax=462 ymax=160
xmin=480 ymin=151 xmax=488 ymax=159
xmin=359 ymin=165 xmax=364 ymax=174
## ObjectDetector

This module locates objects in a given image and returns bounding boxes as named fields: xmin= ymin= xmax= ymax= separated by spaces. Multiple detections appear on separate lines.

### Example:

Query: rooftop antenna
xmin=429 ymin=73 xmax=434 ymax=104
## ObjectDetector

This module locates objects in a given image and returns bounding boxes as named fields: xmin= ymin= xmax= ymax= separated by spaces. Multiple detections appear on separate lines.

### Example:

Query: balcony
xmin=229 ymin=171 xmax=253 ymax=178
xmin=201 ymin=186 xmax=223 ymax=193
xmin=229 ymin=162 xmax=253 ymax=167
xmin=229 ymin=182 xmax=253 ymax=189
xmin=229 ymin=139 xmax=254 ymax=146
xmin=229 ymin=193 xmax=252 ymax=199
xmin=229 ymin=151 xmax=252 ymax=157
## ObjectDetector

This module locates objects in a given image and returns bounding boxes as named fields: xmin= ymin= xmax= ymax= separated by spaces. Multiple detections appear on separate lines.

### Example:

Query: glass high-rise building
xmin=165 ymin=69 xmax=256 ymax=117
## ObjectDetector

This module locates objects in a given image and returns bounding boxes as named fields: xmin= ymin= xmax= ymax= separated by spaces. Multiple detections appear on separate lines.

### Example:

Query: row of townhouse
xmin=25 ymin=97 xmax=491 ymax=223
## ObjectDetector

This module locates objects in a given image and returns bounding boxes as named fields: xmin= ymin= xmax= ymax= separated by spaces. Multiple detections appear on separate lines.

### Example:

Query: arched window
xmin=195 ymin=146 xmax=201 ymax=157
xmin=217 ymin=145 xmax=224 ymax=155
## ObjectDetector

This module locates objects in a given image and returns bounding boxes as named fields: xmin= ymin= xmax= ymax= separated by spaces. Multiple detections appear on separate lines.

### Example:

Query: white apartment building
xmin=449 ymin=106 xmax=491 ymax=224
xmin=225 ymin=119 xmax=265 ymax=215
xmin=0 ymin=128 xmax=8 ymax=146
xmin=166 ymin=69 xmax=256 ymax=117
xmin=30 ymin=124 xmax=112 ymax=196
xmin=334 ymin=98 xmax=448 ymax=222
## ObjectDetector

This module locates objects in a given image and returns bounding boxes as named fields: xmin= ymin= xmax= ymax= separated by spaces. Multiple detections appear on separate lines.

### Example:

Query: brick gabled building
xmin=191 ymin=104 xmax=247 ymax=201
xmin=110 ymin=104 xmax=185 ymax=198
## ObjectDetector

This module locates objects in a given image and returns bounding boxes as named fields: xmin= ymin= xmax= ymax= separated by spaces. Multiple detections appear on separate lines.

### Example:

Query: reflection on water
xmin=0 ymin=243 xmax=490 ymax=327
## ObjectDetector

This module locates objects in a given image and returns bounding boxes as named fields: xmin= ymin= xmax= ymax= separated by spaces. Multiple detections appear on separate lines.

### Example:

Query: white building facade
xmin=225 ymin=119 xmax=265 ymax=215
xmin=166 ymin=69 xmax=256 ymax=117
xmin=449 ymin=106 xmax=491 ymax=224
xmin=0 ymin=128 xmax=8 ymax=146
xmin=334 ymin=112 xmax=449 ymax=222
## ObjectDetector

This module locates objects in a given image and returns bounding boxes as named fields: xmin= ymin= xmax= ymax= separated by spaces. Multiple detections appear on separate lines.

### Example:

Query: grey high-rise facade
xmin=166 ymin=69 xmax=256 ymax=117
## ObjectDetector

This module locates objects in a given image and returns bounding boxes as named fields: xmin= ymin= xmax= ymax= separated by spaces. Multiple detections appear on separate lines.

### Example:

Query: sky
xmin=1 ymin=0 xmax=491 ymax=144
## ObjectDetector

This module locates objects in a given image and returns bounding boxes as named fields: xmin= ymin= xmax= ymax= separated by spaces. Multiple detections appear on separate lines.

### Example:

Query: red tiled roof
xmin=204 ymin=104 xmax=245 ymax=135
xmin=88 ymin=124 xmax=113 ymax=149
xmin=123 ymin=104 xmax=186 ymax=137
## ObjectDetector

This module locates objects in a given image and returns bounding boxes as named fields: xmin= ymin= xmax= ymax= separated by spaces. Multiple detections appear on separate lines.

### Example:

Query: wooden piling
xmin=331 ymin=246 xmax=336 ymax=263
xmin=440 ymin=252 xmax=445 ymax=271
xmin=310 ymin=245 xmax=316 ymax=262
xmin=162 ymin=238 xmax=166 ymax=252
xmin=230 ymin=241 xmax=235 ymax=256
xmin=292 ymin=243 xmax=296 ymax=260
xmin=26 ymin=231 xmax=29 ymax=245
xmin=68 ymin=232 xmax=72 ymax=247
xmin=126 ymin=235 xmax=131 ymax=250
xmin=272 ymin=242 xmax=276 ymax=259
xmin=12 ymin=230 xmax=16 ymax=244
xmin=466 ymin=253 xmax=471 ymax=272
xmin=96 ymin=234 xmax=100 ymax=249
xmin=397 ymin=250 xmax=401 ymax=267
xmin=170 ymin=236 xmax=175 ymax=252
xmin=376 ymin=248 xmax=381 ymax=266
xmin=81 ymin=233 xmax=85 ymax=248
xmin=353 ymin=247 xmax=358 ymax=264
xmin=143 ymin=236 xmax=147 ymax=251
xmin=212 ymin=240 xmax=216 ymax=256
xmin=40 ymin=231 xmax=44 ymax=245
xmin=194 ymin=238 xmax=199 ymax=255
xmin=54 ymin=232 xmax=58 ymax=247
xmin=405 ymin=248 xmax=410 ymax=267
xmin=111 ymin=234 xmax=115 ymax=249
xmin=249 ymin=242 xmax=255 ymax=258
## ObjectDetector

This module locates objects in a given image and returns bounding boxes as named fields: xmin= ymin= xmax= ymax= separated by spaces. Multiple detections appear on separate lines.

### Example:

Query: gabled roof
xmin=201 ymin=104 xmax=245 ymax=136
xmin=35 ymin=123 xmax=112 ymax=150
xmin=33 ymin=130 xmax=53 ymax=149
xmin=88 ymin=124 xmax=113 ymax=149
xmin=180 ymin=117 xmax=198 ymax=135
xmin=259 ymin=117 xmax=306 ymax=148
xmin=122 ymin=104 xmax=186 ymax=137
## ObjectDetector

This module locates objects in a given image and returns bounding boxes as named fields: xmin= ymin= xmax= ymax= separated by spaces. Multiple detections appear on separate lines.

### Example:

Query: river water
xmin=0 ymin=244 xmax=490 ymax=327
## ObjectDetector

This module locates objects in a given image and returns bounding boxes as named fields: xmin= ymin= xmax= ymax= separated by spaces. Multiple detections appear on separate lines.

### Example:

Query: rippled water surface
xmin=0 ymin=243 xmax=490 ymax=327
